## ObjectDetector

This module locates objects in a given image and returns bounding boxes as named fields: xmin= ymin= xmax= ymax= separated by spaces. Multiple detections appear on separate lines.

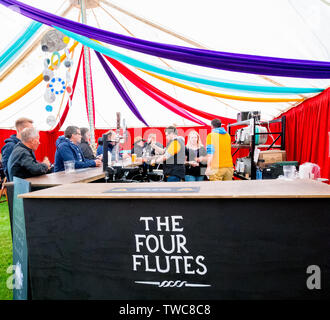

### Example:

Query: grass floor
xmin=0 ymin=197 xmax=13 ymax=300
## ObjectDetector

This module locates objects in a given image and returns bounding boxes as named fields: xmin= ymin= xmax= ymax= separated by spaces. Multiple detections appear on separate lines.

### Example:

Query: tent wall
xmin=277 ymin=87 xmax=330 ymax=182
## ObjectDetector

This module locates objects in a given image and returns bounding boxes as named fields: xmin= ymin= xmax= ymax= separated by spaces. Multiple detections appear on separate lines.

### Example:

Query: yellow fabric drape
xmin=0 ymin=41 xmax=79 ymax=111
xmin=141 ymin=70 xmax=305 ymax=103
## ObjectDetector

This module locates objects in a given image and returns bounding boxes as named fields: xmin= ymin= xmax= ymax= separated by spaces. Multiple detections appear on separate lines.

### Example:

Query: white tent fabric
xmin=0 ymin=0 xmax=329 ymax=130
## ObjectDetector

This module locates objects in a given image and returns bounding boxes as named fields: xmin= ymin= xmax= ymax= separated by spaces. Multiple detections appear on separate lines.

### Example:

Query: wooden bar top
xmin=25 ymin=167 xmax=105 ymax=187
xmin=20 ymin=179 xmax=330 ymax=199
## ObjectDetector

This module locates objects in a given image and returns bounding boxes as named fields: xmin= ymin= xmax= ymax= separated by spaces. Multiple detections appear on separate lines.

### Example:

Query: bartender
xmin=97 ymin=130 xmax=129 ymax=162
xmin=131 ymin=136 xmax=146 ymax=158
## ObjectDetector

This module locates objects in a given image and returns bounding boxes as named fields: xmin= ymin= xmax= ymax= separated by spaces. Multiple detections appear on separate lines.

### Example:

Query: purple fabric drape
xmin=1 ymin=0 xmax=330 ymax=78
xmin=95 ymin=51 xmax=149 ymax=127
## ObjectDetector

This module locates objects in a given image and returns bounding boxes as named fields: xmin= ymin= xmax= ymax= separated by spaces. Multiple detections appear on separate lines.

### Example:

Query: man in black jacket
xmin=7 ymin=127 xmax=51 ymax=181
xmin=1 ymin=117 xmax=33 ymax=179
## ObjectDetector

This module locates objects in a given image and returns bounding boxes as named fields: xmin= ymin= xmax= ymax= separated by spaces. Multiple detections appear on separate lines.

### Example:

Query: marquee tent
xmin=0 ymin=0 xmax=329 ymax=180
xmin=0 ymin=0 xmax=329 ymax=130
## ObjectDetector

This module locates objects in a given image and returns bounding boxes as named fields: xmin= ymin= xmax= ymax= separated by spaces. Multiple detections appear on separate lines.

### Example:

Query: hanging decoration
xmin=50 ymin=51 xmax=61 ymax=69
xmin=45 ymin=105 xmax=53 ymax=112
xmin=63 ymin=48 xmax=73 ymax=68
xmin=49 ymin=48 xmax=84 ymax=133
xmin=41 ymin=29 xmax=68 ymax=52
xmin=39 ymin=28 xmax=73 ymax=124
xmin=44 ymin=87 xmax=56 ymax=103
xmin=46 ymin=114 xmax=56 ymax=126
xmin=0 ymin=42 xmax=78 ymax=111
xmin=48 ymin=77 xmax=66 ymax=95
xmin=42 ymin=58 xmax=53 ymax=82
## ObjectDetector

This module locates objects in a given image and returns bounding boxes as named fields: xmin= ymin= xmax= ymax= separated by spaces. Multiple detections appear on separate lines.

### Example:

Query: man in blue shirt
xmin=54 ymin=126 xmax=102 ymax=172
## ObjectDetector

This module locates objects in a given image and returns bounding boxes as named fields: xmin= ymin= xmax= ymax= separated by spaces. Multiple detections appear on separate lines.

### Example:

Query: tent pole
xmin=81 ymin=0 xmax=96 ymax=151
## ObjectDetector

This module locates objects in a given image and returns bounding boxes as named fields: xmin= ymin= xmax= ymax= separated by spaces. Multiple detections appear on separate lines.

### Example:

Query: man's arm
xmin=151 ymin=143 xmax=165 ymax=155
xmin=205 ymin=135 xmax=215 ymax=175
xmin=1 ymin=143 xmax=15 ymax=175
xmin=20 ymin=151 xmax=49 ymax=176
xmin=59 ymin=144 xmax=97 ymax=169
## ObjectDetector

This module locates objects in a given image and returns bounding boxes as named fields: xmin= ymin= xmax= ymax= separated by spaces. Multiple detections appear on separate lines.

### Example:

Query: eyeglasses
xmin=75 ymin=132 xmax=82 ymax=136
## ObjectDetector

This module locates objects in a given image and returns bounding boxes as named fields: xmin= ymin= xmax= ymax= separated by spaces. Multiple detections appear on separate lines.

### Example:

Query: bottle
xmin=256 ymin=167 xmax=262 ymax=180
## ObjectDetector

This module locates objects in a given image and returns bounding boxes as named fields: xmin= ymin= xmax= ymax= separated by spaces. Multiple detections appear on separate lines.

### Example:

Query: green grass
xmin=0 ymin=197 xmax=13 ymax=300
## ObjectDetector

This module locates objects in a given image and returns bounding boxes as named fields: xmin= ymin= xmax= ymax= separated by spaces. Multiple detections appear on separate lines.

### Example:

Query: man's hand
xmin=155 ymin=155 xmax=166 ymax=164
xmin=205 ymin=166 xmax=214 ymax=177
xmin=189 ymin=161 xmax=199 ymax=167
xmin=42 ymin=157 xmax=51 ymax=170
xmin=94 ymin=159 xmax=102 ymax=167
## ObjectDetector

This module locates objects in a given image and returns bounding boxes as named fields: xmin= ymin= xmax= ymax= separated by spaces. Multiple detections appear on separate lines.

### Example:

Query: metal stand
xmin=228 ymin=116 xmax=286 ymax=180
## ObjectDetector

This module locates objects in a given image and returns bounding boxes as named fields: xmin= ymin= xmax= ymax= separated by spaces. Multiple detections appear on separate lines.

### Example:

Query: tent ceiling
xmin=0 ymin=0 xmax=329 ymax=130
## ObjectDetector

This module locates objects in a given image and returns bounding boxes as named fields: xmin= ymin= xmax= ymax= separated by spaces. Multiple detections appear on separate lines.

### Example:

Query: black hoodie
xmin=1 ymin=134 xmax=20 ymax=178
xmin=7 ymin=142 xmax=48 ymax=181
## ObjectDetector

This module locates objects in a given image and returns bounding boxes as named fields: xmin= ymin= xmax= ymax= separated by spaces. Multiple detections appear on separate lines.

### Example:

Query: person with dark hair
xmin=79 ymin=127 xmax=95 ymax=160
xmin=144 ymin=133 xmax=163 ymax=156
xmin=153 ymin=126 xmax=185 ymax=182
xmin=7 ymin=127 xmax=50 ymax=181
xmin=205 ymin=119 xmax=234 ymax=181
xmin=1 ymin=117 xmax=34 ymax=179
xmin=131 ymin=136 xmax=146 ymax=158
xmin=54 ymin=126 xmax=102 ymax=172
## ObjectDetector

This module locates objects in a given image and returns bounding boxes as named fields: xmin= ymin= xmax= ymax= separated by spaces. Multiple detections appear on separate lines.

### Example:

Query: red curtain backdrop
xmin=276 ymin=87 xmax=330 ymax=181
xmin=0 ymin=125 xmax=218 ymax=163
xmin=1 ymin=88 xmax=329 ymax=181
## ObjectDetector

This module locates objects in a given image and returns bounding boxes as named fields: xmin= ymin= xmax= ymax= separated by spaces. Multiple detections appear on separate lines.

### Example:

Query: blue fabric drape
xmin=0 ymin=21 xmax=41 ymax=71
xmin=57 ymin=27 xmax=323 ymax=95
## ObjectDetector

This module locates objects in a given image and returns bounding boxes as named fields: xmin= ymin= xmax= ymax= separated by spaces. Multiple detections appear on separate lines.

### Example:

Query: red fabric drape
xmin=105 ymin=56 xmax=233 ymax=125
xmin=1 ymin=126 xmax=216 ymax=163
xmin=277 ymin=88 xmax=330 ymax=181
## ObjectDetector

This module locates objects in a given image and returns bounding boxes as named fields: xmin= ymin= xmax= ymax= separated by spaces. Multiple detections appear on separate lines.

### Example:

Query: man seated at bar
xmin=1 ymin=117 xmax=34 ymax=179
xmin=152 ymin=126 xmax=185 ymax=182
xmin=205 ymin=119 xmax=234 ymax=181
xmin=7 ymin=127 xmax=51 ymax=181
xmin=54 ymin=126 xmax=102 ymax=172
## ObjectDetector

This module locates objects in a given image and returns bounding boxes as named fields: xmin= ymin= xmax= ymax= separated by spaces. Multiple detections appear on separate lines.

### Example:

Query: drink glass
xmin=283 ymin=165 xmax=296 ymax=179
xmin=132 ymin=153 xmax=137 ymax=163
xmin=64 ymin=160 xmax=75 ymax=173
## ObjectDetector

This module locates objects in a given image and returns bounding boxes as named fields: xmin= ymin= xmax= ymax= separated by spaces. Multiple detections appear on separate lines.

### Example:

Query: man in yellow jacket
xmin=205 ymin=119 xmax=234 ymax=181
